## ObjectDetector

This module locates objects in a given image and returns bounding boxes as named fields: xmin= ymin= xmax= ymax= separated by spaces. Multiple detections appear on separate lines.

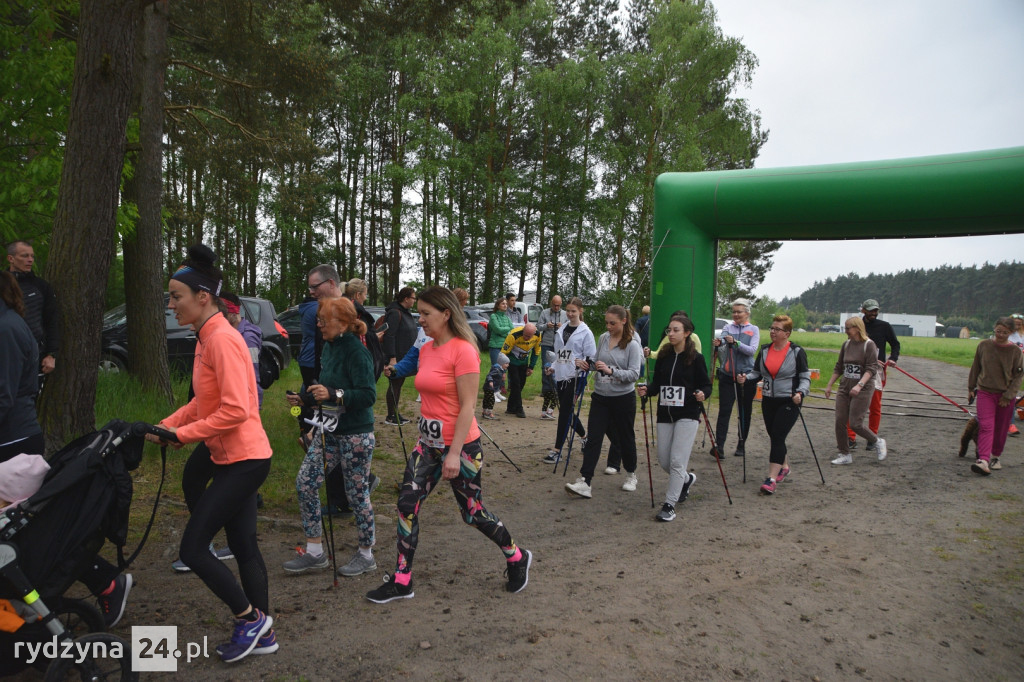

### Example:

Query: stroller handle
xmin=131 ymin=421 xmax=180 ymax=444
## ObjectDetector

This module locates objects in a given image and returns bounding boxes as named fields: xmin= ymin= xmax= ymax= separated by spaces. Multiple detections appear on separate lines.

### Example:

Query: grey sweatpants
xmin=657 ymin=419 xmax=699 ymax=505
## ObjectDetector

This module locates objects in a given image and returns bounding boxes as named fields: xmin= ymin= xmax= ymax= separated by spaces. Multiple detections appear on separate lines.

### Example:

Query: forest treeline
xmin=781 ymin=261 xmax=1024 ymax=330
xmin=2 ymin=0 xmax=778 ymax=313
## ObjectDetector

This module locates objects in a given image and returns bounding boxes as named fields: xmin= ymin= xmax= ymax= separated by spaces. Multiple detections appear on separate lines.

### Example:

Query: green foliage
xmin=0 ymin=2 xmax=76 ymax=247
xmin=786 ymin=262 xmax=1024 ymax=330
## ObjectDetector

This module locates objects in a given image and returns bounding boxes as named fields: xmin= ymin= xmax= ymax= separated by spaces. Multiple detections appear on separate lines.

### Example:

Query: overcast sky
xmin=709 ymin=0 xmax=1024 ymax=302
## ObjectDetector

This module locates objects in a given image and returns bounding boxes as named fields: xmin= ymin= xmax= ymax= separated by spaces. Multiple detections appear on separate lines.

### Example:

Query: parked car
xmin=101 ymin=294 xmax=290 ymax=375
xmin=276 ymin=304 xmax=305 ymax=359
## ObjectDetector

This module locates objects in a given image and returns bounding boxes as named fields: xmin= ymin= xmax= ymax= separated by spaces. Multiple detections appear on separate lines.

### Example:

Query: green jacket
xmin=488 ymin=311 xmax=514 ymax=349
xmin=318 ymin=332 xmax=376 ymax=435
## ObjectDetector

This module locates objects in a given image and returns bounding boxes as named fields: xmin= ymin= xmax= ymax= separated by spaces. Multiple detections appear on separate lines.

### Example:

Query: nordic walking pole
xmin=552 ymin=370 xmax=585 ymax=473
xmin=702 ymin=352 xmax=718 ymax=449
xmin=477 ymin=424 xmax=522 ymax=472
xmin=638 ymin=383 xmax=654 ymax=508
xmin=385 ymin=367 xmax=409 ymax=464
xmin=887 ymin=364 xmax=972 ymax=415
xmin=797 ymin=405 xmax=826 ymax=484
xmin=728 ymin=343 xmax=747 ymax=483
xmin=698 ymin=403 xmax=732 ymax=504
xmin=318 ymin=403 xmax=339 ymax=587
xmin=562 ymin=370 xmax=590 ymax=476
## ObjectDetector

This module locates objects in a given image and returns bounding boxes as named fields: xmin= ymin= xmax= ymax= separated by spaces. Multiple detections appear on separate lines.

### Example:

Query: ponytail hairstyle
xmin=606 ymin=304 xmax=634 ymax=350
xmin=0 ymin=271 xmax=24 ymax=316
xmin=319 ymin=296 xmax=367 ymax=336
xmin=171 ymin=244 xmax=223 ymax=298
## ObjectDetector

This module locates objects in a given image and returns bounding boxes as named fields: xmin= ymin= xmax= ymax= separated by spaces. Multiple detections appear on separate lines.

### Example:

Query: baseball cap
xmin=861 ymin=299 xmax=880 ymax=311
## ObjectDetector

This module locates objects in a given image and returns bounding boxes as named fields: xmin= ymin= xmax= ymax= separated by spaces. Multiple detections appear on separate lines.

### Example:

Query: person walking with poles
xmin=283 ymin=296 xmax=378 ymax=578
xmin=544 ymin=297 xmax=596 ymax=463
xmin=966 ymin=317 xmax=1023 ymax=475
xmin=736 ymin=315 xmax=810 ymax=495
xmin=367 ymin=287 xmax=531 ymax=603
xmin=847 ymin=299 xmax=900 ymax=452
xmin=713 ymin=299 xmax=759 ymax=457
xmin=565 ymin=305 xmax=643 ymax=499
xmin=824 ymin=317 xmax=887 ymax=465
xmin=637 ymin=314 xmax=711 ymax=521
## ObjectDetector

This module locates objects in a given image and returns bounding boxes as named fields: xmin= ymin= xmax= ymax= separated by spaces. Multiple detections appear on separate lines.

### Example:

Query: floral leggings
xmin=297 ymin=431 xmax=375 ymax=548
xmin=394 ymin=437 xmax=517 ymax=577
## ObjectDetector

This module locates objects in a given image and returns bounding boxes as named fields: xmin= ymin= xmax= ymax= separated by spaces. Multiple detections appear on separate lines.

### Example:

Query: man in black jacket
xmin=382 ymin=286 xmax=418 ymax=425
xmin=6 ymin=241 xmax=59 ymax=375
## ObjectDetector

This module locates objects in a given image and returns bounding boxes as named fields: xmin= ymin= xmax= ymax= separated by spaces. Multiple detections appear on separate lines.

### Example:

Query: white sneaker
xmin=875 ymin=438 xmax=887 ymax=461
xmin=830 ymin=453 xmax=853 ymax=465
xmin=565 ymin=477 xmax=592 ymax=498
xmin=622 ymin=473 xmax=638 ymax=491
xmin=603 ymin=467 xmax=618 ymax=475
xmin=494 ymin=393 xmax=505 ymax=403
xmin=539 ymin=411 xmax=554 ymax=420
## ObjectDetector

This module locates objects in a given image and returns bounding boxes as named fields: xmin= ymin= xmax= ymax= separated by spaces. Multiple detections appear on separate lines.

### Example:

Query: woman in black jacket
xmin=638 ymin=314 xmax=712 ymax=522
xmin=737 ymin=315 xmax=810 ymax=495
xmin=381 ymin=286 xmax=419 ymax=425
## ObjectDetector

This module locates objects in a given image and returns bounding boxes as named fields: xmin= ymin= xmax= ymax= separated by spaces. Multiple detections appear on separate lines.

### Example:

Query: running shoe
xmin=678 ymin=472 xmax=696 ymax=504
xmin=337 ymin=552 xmax=377 ymax=577
xmin=990 ymin=457 xmax=1002 ymax=470
xmin=219 ymin=609 xmax=272 ymax=663
xmin=830 ymin=453 xmax=853 ymax=465
xmin=504 ymin=548 xmax=532 ymax=593
xmin=622 ymin=473 xmax=638 ymax=492
xmin=776 ymin=467 xmax=791 ymax=484
xmin=875 ymin=438 xmax=887 ymax=461
xmin=217 ymin=630 xmax=278 ymax=657
xmin=971 ymin=458 xmax=991 ymax=476
xmin=760 ymin=478 xmax=776 ymax=495
xmin=543 ymin=450 xmax=559 ymax=464
xmin=656 ymin=503 xmax=676 ymax=522
xmin=283 ymin=550 xmax=329 ymax=574
xmin=98 ymin=573 xmax=132 ymax=628
xmin=565 ymin=477 xmax=592 ymax=498
xmin=366 ymin=574 xmax=414 ymax=603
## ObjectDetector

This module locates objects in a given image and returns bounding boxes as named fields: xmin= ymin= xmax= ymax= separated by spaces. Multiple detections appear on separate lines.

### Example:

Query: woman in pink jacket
xmin=147 ymin=245 xmax=275 ymax=663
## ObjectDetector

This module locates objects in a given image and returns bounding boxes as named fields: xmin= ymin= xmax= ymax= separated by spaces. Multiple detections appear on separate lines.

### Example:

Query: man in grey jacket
xmin=536 ymin=296 xmax=567 ymax=419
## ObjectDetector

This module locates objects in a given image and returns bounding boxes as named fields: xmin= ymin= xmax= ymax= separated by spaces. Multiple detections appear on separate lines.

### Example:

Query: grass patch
xmin=931 ymin=547 xmax=957 ymax=561
xmin=785 ymin=332 xmax=980 ymax=368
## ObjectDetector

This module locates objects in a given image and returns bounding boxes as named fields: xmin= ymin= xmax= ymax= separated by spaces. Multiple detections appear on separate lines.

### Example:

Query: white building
xmin=840 ymin=312 xmax=937 ymax=338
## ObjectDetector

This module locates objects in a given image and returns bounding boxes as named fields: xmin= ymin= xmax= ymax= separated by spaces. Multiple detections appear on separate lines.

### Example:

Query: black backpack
xmin=362 ymin=330 xmax=385 ymax=381
xmin=258 ymin=346 xmax=280 ymax=389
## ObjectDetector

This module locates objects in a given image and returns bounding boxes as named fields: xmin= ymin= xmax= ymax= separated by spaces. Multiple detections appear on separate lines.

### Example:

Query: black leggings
xmin=579 ymin=392 xmax=637 ymax=482
xmin=554 ymin=379 xmax=586 ymax=449
xmin=716 ymin=373 xmax=756 ymax=448
xmin=180 ymin=443 xmax=271 ymax=615
xmin=761 ymin=397 xmax=800 ymax=466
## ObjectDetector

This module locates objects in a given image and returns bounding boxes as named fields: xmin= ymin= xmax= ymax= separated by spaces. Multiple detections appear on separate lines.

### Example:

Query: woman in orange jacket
xmin=147 ymin=245 xmax=275 ymax=663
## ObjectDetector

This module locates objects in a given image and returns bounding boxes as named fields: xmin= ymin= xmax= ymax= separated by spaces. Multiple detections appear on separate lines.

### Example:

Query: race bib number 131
xmin=659 ymin=386 xmax=685 ymax=407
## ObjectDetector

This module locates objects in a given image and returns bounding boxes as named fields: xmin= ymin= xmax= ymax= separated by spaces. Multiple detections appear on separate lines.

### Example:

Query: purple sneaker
xmin=219 ymin=608 xmax=272 ymax=663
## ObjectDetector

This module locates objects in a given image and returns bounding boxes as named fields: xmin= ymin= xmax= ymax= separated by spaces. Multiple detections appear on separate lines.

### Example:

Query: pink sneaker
xmin=760 ymin=478 xmax=777 ymax=495
xmin=776 ymin=467 xmax=790 ymax=484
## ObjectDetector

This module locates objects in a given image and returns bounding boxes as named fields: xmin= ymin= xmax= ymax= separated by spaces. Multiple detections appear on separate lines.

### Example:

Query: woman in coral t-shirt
xmin=367 ymin=286 xmax=531 ymax=603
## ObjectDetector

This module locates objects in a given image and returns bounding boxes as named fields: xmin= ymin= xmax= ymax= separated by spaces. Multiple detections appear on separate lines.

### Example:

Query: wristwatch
xmin=334 ymin=388 xmax=345 ymax=401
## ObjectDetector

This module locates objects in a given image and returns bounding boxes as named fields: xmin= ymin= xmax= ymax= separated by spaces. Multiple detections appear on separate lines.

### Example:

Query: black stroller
xmin=0 ymin=420 xmax=166 ymax=680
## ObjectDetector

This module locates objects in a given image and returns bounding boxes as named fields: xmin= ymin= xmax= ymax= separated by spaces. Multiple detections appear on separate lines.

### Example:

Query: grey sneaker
xmin=283 ymin=550 xmax=329 ymax=574
xmin=337 ymin=552 xmax=378 ymax=577
xmin=656 ymin=503 xmax=676 ymax=522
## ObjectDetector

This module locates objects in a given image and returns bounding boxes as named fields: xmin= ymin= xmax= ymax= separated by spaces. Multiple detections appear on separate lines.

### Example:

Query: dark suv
xmin=101 ymin=295 xmax=290 ymax=375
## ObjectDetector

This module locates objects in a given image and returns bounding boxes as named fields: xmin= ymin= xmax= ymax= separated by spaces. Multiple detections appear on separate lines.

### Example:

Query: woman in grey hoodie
xmin=565 ymin=305 xmax=643 ymax=499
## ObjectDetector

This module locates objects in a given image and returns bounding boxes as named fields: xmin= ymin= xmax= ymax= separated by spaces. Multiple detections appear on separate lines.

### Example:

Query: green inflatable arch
xmin=650 ymin=146 xmax=1024 ymax=358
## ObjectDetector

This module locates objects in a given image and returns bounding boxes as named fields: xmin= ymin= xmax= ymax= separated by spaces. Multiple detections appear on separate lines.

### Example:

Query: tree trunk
xmin=39 ymin=0 xmax=143 ymax=450
xmin=124 ymin=0 xmax=172 ymax=402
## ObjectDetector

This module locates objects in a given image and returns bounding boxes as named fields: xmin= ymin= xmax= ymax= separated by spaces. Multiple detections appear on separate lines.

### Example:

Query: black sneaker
xmin=504 ymin=548 xmax=532 ymax=593
xmin=366 ymin=574 xmax=414 ymax=603
xmin=515 ymin=411 xmax=526 ymax=418
xmin=848 ymin=439 xmax=858 ymax=450
xmin=656 ymin=503 xmax=676 ymax=522
xmin=98 ymin=573 xmax=133 ymax=628
xmin=733 ymin=444 xmax=745 ymax=457
xmin=678 ymin=472 xmax=696 ymax=505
